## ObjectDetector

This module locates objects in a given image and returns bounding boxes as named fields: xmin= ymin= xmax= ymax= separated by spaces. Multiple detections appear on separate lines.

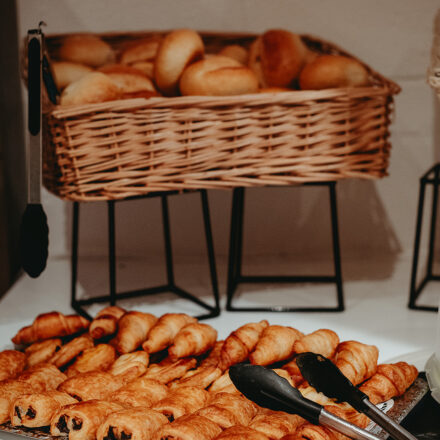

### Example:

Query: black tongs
xmin=295 ymin=352 xmax=417 ymax=440
xmin=229 ymin=363 xmax=382 ymax=440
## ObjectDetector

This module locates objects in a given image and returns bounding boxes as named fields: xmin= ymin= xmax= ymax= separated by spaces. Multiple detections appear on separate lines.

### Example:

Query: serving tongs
xmin=295 ymin=352 xmax=418 ymax=440
xmin=229 ymin=363 xmax=382 ymax=440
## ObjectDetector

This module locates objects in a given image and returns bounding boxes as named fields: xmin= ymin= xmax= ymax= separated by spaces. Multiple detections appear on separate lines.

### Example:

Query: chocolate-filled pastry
xmin=359 ymin=362 xmax=418 ymax=404
xmin=25 ymin=339 xmax=62 ymax=368
xmin=96 ymin=407 xmax=168 ymax=440
xmin=200 ymin=341 xmax=224 ymax=369
xmin=219 ymin=320 xmax=269 ymax=370
xmin=144 ymin=358 xmax=197 ymax=384
xmin=334 ymin=340 xmax=379 ymax=385
xmin=12 ymin=312 xmax=90 ymax=345
xmin=109 ymin=378 xmax=168 ymax=408
xmin=0 ymin=349 xmax=26 ymax=381
xmin=152 ymin=386 xmax=210 ymax=422
xmin=170 ymin=366 xmax=222 ymax=390
xmin=112 ymin=311 xmax=157 ymax=354
xmin=155 ymin=413 xmax=222 ymax=440
xmin=0 ymin=380 xmax=34 ymax=423
xmin=249 ymin=325 xmax=303 ymax=366
xmin=108 ymin=351 xmax=150 ymax=382
xmin=168 ymin=323 xmax=217 ymax=360
xmin=293 ymin=329 xmax=339 ymax=359
xmin=49 ymin=335 xmax=94 ymax=368
xmin=89 ymin=306 xmax=126 ymax=340
xmin=58 ymin=371 xmax=125 ymax=401
xmin=10 ymin=390 xmax=77 ymax=428
xmin=66 ymin=344 xmax=116 ymax=377
xmin=18 ymin=363 xmax=67 ymax=392
xmin=208 ymin=370 xmax=239 ymax=394
xmin=249 ymin=409 xmax=305 ymax=439
xmin=215 ymin=425 xmax=270 ymax=440
xmin=281 ymin=358 xmax=305 ymax=387
xmin=142 ymin=313 xmax=197 ymax=354
xmin=50 ymin=399 xmax=124 ymax=440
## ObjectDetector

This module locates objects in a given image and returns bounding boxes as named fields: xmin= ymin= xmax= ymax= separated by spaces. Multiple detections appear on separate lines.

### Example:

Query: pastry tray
xmin=0 ymin=375 xmax=433 ymax=440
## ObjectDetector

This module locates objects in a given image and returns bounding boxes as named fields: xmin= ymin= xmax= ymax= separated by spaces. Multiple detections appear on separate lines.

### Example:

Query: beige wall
xmin=15 ymin=0 xmax=440 ymax=270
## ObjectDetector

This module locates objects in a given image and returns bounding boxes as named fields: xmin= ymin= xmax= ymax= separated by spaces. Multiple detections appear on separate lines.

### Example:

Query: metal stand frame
xmin=71 ymin=190 xmax=220 ymax=320
xmin=226 ymin=182 xmax=344 ymax=312
xmin=408 ymin=164 xmax=440 ymax=311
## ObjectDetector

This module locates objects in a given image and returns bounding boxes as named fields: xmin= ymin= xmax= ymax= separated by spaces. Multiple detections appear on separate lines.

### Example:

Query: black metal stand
xmin=71 ymin=190 xmax=220 ymax=320
xmin=226 ymin=182 xmax=344 ymax=312
xmin=408 ymin=163 xmax=440 ymax=311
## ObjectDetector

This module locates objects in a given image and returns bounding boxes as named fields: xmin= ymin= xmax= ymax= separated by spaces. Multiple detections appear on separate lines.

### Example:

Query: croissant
xmin=49 ymin=334 xmax=94 ymax=368
xmin=144 ymin=357 xmax=197 ymax=384
xmin=50 ymin=399 xmax=124 ymax=440
xmin=293 ymin=329 xmax=339 ymax=358
xmin=112 ymin=311 xmax=157 ymax=354
xmin=281 ymin=358 xmax=305 ymax=387
xmin=10 ymin=390 xmax=77 ymax=427
xmin=359 ymin=362 xmax=419 ymax=404
xmin=208 ymin=370 xmax=239 ymax=394
xmin=324 ymin=403 xmax=369 ymax=429
xmin=11 ymin=311 xmax=90 ymax=345
xmin=334 ymin=340 xmax=379 ymax=385
xmin=113 ymin=377 xmax=169 ymax=407
xmin=142 ymin=313 xmax=197 ymax=353
xmin=249 ymin=325 xmax=304 ymax=366
xmin=96 ymin=407 xmax=168 ymax=440
xmin=249 ymin=409 xmax=305 ymax=439
xmin=155 ymin=413 xmax=222 ymax=440
xmin=0 ymin=380 xmax=34 ymax=423
xmin=66 ymin=343 xmax=116 ymax=376
xmin=214 ymin=425 xmax=270 ymax=440
xmin=170 ymin=366 xmax=222 ymax=390
xmin=200 ymin=340 xmax=224 ymax=369
xmin=0 ymin=349 xmax=26 ymax=381
xmin=89 ymin=305 xmax=126 ymax=339
xmin=25 ymin=339 xmax=62 ymax=368
xmin=168 ymin=323 xmax=217 ymax=360
xmin=219 ymin=320 xmax=269 ymax=370
xmin=108 ymin=351 xmax=150 ymax=381
xmin=152 ymin=386 xmax=210 ymax=422
xmin=17 ymin=363 xmax=67 ymax=392
xmin=288 ymin=423 xmax=349 ymax=440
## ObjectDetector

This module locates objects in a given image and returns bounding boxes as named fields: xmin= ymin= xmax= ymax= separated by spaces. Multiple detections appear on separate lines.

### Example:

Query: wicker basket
xmin=41 ymin=31 xmax=400 ymax=201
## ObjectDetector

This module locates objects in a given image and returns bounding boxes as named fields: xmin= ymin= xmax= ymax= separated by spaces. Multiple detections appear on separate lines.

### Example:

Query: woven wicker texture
xmin=42 ymin=31 xmax=400 ymax=201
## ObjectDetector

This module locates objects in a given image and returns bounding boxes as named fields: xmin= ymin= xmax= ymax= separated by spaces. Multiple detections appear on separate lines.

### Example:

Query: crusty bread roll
xmin=98 ymin=64 xmax=156 ymax=93
xmin=180 ymin=55 xmax=259 ymax=96
xmin=60 ymin=72 xmax=120 ymax=106
xmin=259 ymin=86 xmax=292 ymax=93
xmin=52 ymin=61 xmax=93 ymax=90
xmin=248 ymin=29 xmax=308 ymax=88
xmin=120 ymin=37 xmax=162 ymax=65
xmin=219 ymin=44 xmax=249 ymax=65
xmin=59 ymin=34 xmax=115 ymax=67
xmin=154 ymin=29 xmax=204 ymax=96
xmin=130 ymin=61 xmax=154 ymax=78
xmin=299 ymin=55 xmax=370 ymax=90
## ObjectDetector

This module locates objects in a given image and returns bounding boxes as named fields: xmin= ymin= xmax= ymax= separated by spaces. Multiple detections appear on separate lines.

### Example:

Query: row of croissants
xmin=1 ymin=308 xmax=417 ymax=440
xmin=48 ymin=28 xmax=372 ymax=106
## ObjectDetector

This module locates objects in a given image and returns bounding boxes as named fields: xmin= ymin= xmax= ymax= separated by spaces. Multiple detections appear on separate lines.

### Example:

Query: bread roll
xmin=219 ymin=44 xmax=249 ymax=65
xmin=299 ymin=55 xmax=370 ymax=90
xmin=59 ymin=34 xmax=115 ymax=67
xmin=120 ymin=37 xmax=162 ymax=65
xmin=98 ymin=64 xmax=156 ymax=93
xmin=248 ymin=29 xmax=308 ymax=88
xmin=180 ymin=55 xmax=259 ymax=96
xmin=154 ymin=29 xmax=204 ymax=96
xmin=60 ymin=72 xmax=121 ymax=106
xmin=52 ymin=61 xmax=93 ymax=90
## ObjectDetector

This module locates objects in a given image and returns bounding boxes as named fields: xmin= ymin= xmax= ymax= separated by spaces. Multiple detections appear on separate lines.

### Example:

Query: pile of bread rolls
xmin=51 ymin=29 xmax=371 ymax=106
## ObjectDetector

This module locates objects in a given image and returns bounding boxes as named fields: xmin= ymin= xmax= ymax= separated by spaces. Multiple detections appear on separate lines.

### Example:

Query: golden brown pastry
xmin=0 ymin=380 xmax=34 ymax=423
xmin=208 ymin=370 xmax=239 ymax=394
xmin=168 ymin=322 xmax=217 ymax=360
xmin=0 ymin=349 xmax=26 ymax=381
xmin=154 ymin=29 xmax=205 ymax=96
xmin=249 ymin=325 xmax=303 ymax=366
xmin=96 ymin=407 xmax=168 ymax=440
xmin=293 ymin=329 xmax=340 ymax=359
xmin=144 ymin=357 xmax=197 ymax=384
xmin=11 ymin=311 xmax=90 ymax=345
xmin=324 ymin=403 xmax=369 ymax=429
xmin=112 ymin=311 xmax=157 ymax=354
xmin=142 ymin=313 xmax=197 ymax=353
xmin=219 ymin=320 xmax=269 ymax=370
xmin=219 ymin=44 xmax=249 ymax=65
xmin=25 ymin=338 xmax=62 ymax=368
xmin=288 ymin=423 xmax=349 ymax=440
xmin=258 ymin=86 xmax=292 ymax=93
xmin=50 ymin=399 xmax=124 ymax=440
xmin=108 ymin=351 xmax=150 ymax=381
xmin=152 ymin=386 xmax=210 ymax=422
xmin=281 ymin=358 xmax=304 ymax=387
xmin=59 ymin=34 xmax=116 ymax=67
xmin=10 ymin=390 xmax=77 ymax=427
xmin=52 ymin=61 xmax=93 ymax=90
xmin=155 ymin=413 xmax=222 ymax=440
xmin=49 ymin=334 xmax=94 ymax=368
xmin=17 ymin=363 xmax=67 ymax=392
xmin=120 ymin=37 xmax=162 ymax=67
xmin=249 ymin=409 xmax=305 ymax=439
xmin=299 ymin=55 xmax=370 ymax=90
xmin=111 ymin=377 xmax=169 ymax=407
xmin=334 ymin=340 xmax=379 ymax=385
xmin=200 ymin=340 xmax=224 ymax=369
xmin=98 ymin=64 xmax=157 ymax=94
xmin=359 ymin=362 xmax=419 ymax=404
xmin=89 ymin=306 xmax=126 ymax=340
xmin=170 ymin=366 xmax=222 ymax=390
xmin=66 ymin=344 xmax=117 ymax=376
xmin=58 ymin=371 xmax=125 ymax=401
xmin=215 ymin=425 xmax=270 ymax=440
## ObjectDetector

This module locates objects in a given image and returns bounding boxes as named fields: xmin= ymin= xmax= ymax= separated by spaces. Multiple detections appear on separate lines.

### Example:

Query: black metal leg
xmin=108 ymin=200 xmax=116 ymax=306
xmin=161 ymin=195 xmax=175 ymax=287
xmin=427 ymin=166 xmax=440 ymax=278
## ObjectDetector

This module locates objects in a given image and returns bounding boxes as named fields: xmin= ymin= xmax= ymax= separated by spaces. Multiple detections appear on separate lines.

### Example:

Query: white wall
xmin=15 ymin=0 xmax=440 ymax=275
